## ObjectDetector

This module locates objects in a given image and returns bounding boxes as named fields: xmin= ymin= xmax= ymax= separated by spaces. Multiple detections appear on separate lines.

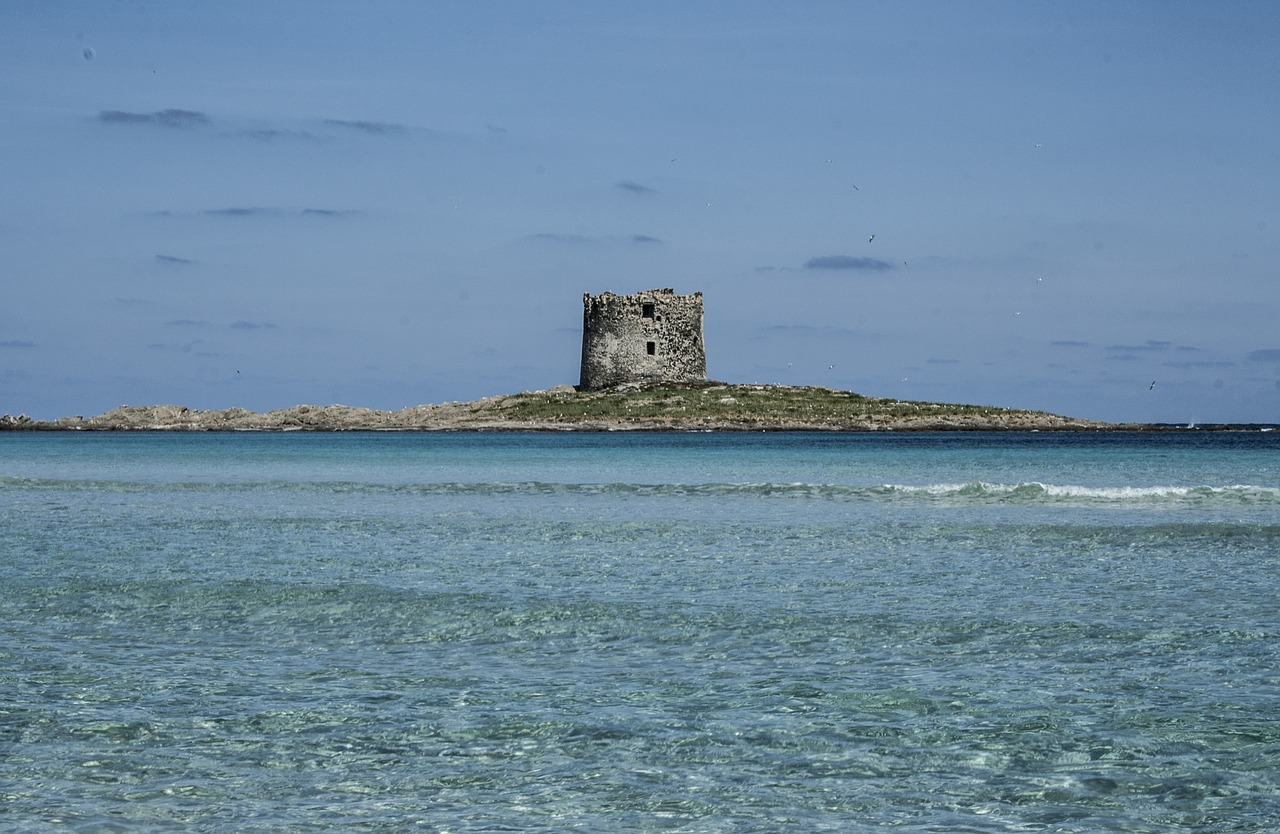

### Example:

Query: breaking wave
xmin=880 ymin=481 xmax=1280 ymax=506
xmin=4 ymin=474 xmax=1278 ymax=507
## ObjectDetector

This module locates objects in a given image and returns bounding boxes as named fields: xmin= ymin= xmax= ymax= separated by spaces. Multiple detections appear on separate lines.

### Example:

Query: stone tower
xmin=579 ymin=288 xmax=706 ymax=390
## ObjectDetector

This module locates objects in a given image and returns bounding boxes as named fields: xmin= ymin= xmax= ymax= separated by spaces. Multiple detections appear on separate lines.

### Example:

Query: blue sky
xmin=3 ymin=1 xmax=1279 ymax=423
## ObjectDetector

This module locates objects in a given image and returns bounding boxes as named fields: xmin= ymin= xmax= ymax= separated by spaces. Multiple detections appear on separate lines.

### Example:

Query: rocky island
xmin=2 ymin=382 xmax=1114 ymax=432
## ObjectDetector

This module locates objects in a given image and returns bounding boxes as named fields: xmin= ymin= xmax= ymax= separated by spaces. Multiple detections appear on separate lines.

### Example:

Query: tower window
xmin=646 ymin=341 xmax=656 ymax=355
xmin=642 ymin=303 xmax=655 ymax=318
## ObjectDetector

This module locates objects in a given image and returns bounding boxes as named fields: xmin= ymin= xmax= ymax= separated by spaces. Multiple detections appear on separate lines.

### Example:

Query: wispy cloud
xmin=1162 ymin=360 xmax=1235 ymax=368
xmin=804 ymin=255 xmax=894 ymax=271
xmin=616 ymin=181 xmax=655 ymax=195
xmin=155 ymin=254 xmax=193 ymax=265
xmin=528 ymin=232 xmax=657 ymax=245
xmin=0 ymin=340 xmax=37 ymax=348
xmin=1106 ymin=340 xmax=1173 ymax=352
xmin=530 ymin=232 xmax=596 ymax=244
xmin=98 ymin=109 xmax=210 ymax=128
xmin=1051 ymin=340 xmax=1090 ymax=347
xmin=301 ymin=208 xmax=362 ymax=217
xmin=230 ymin=321 xmax=278 ymax=330
xmin=204 ymin=207 xmax=269 ymax=217
xmin=165 ymin=319 xmax=209 ymax=327
xmin=150 ymin=207 xmax=359 ymax=219
xmin=239 ymin=128 xmax=322 ymax=142
xmin=323 ymin=118 xmax=409 ymax=135
xmin=1247 ymin=348 xmax=1280 ymax=362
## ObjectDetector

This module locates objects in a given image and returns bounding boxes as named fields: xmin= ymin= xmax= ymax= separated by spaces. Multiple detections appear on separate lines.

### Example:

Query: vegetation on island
xmin=489 ymin=382 xmax=1095 ymax=430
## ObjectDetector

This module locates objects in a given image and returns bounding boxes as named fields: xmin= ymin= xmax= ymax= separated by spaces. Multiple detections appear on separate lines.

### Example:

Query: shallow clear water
xmin=2 ymin=431 xmax=1278 ymax=832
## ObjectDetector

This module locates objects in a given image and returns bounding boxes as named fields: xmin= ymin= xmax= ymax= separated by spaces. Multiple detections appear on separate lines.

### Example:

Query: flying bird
xmin=1150 ymin=381 xmax=1156 ymax=390
xmin=868 ymin=234 xmax=875 ymax=243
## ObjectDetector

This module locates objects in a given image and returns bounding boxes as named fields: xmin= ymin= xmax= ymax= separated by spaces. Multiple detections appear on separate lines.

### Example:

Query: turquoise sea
xmin=2 ymin=430 xmax=1278 ymax=832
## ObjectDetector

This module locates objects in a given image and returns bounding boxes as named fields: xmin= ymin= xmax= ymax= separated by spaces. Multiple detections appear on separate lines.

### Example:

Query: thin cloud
xmin=926 ymin=357 xmax=960 ymax=365
xmin=0 ymin=340 xmax=37 ymax=348
xmin=1162 ymin=360 xmax=1235 ymax=369
xmin=204 ymin=207 xmax=269 ymax=217
xmin=156 ymin=207 xmax=360 ymax=219
xmin=230 ymin=321 xmax=278 ymax=330
xmin=323 ymin=118 xmax=408 ymax=135
xmin=1051 ymin=340 xmax=1090 ymax=347
xmin=98 ymin=109 xmax=210 ymax=128
xmin=155 ymin=254 xmax=193 ymax=264
xmin=530 ymin=232 xmax=596 ymax=244
xmin=239 ymin=128 xmax=322 ymax=142
xmin=528 ymin=232 xmax=658 ymax=245
xmin=1247 ymin=348 xmax=1280 ymax=362
xmin=616 ymin=181 xmax=655 ymax=195
xmin=804 ymin=255 xmax=894 ymax=271
xmin=301 ymin=208 xmax=362 ymax=217
xmin=760 ymin=325 xmax=823 ymax=334
xmin=165 ymin=319 xmax=209 ymax=327
xmin=1106 ymin=340 xmax=1173 ymax=352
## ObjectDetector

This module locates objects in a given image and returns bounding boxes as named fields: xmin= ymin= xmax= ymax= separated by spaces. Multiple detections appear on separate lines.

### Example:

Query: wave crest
xmin=884 ymin=481 xmax=1280 ymax=505
xmin=4 ymin=475 xmax=1277 ymax=506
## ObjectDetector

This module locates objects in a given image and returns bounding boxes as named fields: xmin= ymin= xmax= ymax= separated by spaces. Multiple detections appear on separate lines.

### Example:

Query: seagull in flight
xmin=1149 ymin=381 xmax=1156 ymax=390
xmin=868 ymin=234 xmax=875 ymax=243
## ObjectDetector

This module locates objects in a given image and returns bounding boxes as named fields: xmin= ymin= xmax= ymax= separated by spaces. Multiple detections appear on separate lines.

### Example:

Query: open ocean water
xmin=1 ymin=430 xmax=1278 ymax=833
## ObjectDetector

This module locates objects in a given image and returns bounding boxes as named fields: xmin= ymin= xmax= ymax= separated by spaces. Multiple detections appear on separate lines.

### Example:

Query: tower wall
xmin=579 ymin=288 xmax=706 ymax=390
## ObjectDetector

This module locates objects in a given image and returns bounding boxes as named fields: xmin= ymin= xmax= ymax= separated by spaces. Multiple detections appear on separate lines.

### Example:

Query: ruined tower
xmin=579 ymin=288 xmax=706 ymax=390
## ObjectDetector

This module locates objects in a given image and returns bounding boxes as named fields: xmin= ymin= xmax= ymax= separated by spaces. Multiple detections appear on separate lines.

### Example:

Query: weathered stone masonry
xmin=579 ymin=288 xmax=706 ymax=390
